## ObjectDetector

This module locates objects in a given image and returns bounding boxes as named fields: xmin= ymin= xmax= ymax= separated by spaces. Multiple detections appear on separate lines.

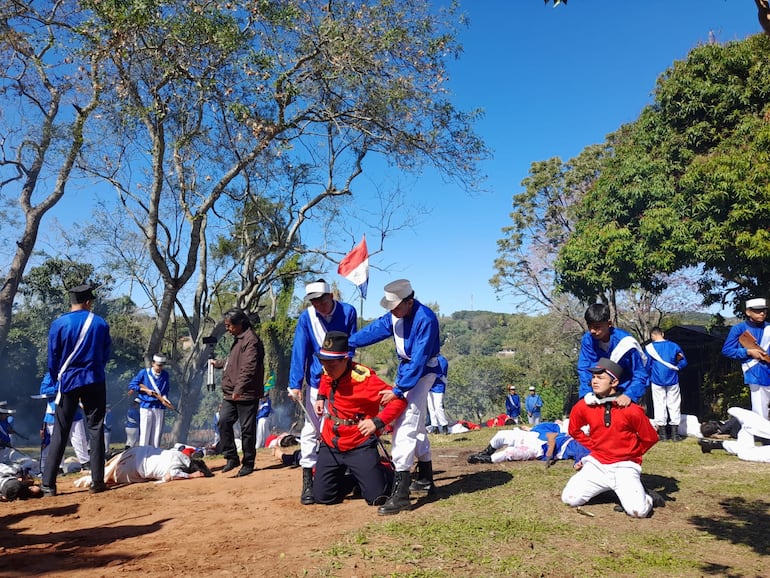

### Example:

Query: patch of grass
xmin=317 ymin=429 xmax=770 ymax=577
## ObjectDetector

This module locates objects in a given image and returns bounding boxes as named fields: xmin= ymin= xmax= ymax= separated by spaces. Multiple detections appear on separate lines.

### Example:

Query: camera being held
xmin=203 ymin=336 xmax=218 ymax=392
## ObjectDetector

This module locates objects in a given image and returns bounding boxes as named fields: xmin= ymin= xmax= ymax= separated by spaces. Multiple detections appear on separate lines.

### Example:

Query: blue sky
xmin=339 ymin=0 xmax=760 ymax=317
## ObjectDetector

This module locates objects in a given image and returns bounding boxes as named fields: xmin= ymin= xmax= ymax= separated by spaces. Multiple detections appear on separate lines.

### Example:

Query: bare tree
xmin=73 ymin=0 xmax=487 ymax=440
xmin=0 ymin=1 xmax=102 ymax=352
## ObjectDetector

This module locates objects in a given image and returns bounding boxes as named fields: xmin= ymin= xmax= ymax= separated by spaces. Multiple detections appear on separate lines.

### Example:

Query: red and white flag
xmin=337 ymin=236 xmax=369 ymax=299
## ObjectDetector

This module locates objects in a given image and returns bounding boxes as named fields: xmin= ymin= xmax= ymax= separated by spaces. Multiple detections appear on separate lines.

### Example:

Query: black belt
xmin=325 ymin=413 xmax=360 ymax=426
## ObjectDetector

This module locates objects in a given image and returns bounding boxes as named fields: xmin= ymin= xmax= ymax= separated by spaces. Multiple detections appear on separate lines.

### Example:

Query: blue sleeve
xmin=47 ymin=322 xmax=62 ymax=382
xmin=288 ymin=312 xmax=313 ymax=390
xmin=128 ymin=369 xmax=144 ymax=392
xmin=676 ymin=345 xmax=688 ymax=371
xmin=722 ymin=324 xmax=748 ymax=361
xmin=342 ymin=305 xmax=358 ymax=351
xmin=620 ymin=348 xmax=650 ymax=402
xmin=577 ymin=333 xmax=597 ymax=399
xmin=348 ymin=314 xmax=393 ymax=349
xmin=393 ymin=310 xmax=440 ymax=396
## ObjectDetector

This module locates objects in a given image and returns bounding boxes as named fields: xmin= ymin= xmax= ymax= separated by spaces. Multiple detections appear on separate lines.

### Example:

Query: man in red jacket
xmin=312 ymin=331 xmax=407 ymax=506
xmin=561 ymin=358 xmax=662 ymax=518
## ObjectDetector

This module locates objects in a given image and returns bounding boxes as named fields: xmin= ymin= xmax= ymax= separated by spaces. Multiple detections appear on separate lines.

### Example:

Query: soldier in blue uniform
xmin=41 ymin=284 xmax=112 ymax=497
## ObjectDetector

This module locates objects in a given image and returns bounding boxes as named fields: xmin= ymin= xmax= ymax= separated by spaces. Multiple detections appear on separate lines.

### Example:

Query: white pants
xmin=299 ymin=387 xmax=322 ymax=469
xmin=488 ymin=429 xmax=543 ymax=463
xmin=748 ymin=384 xmax=770 ymax=420
xmin=70 ymin=419 xmax=90 ymax=464
xmin=125 ymin=427 xmax=139 ymax=448
xmin=427 ymin=391 xmax=449 ymax=428
xmin=139 ymin=407 xmax=164 ymax=447
xmin=255 ymin=416 xmax=270 ymax=450
xmin=561 ymin=455 xmax=652 ymax=518
xmin=392 ymin=373 xmax=433 ymax=471
xmin=41 ymin=422 xmax=89 ymax=473
xmin=651 ymin=383 xmax=681 ymax=427
xmin=723 ymin=407 xmax=770 ymax=462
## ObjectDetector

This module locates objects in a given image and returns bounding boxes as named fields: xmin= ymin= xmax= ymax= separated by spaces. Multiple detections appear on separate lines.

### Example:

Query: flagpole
xmin=359 ymin=290 xmax=364 ymax=327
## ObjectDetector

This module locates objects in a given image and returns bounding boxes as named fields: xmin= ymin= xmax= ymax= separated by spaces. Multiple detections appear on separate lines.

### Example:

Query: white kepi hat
xmin=305 ymin=280 xmax=331 ymax=300
xmin=380 ymin=279 xmax=414 ymax=311
xmin=746 ymin=298 xmax=767 ymax=310
xmin=153 ymin=354 xmax=167 ymax=365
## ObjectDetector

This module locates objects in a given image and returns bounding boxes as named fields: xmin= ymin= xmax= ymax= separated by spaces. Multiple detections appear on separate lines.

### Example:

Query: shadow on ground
xmin=690 ymin=496 xmax=770 ymax=559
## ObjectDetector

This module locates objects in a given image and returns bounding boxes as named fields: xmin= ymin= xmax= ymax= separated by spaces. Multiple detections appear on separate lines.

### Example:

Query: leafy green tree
xmin=556 ymin=34 xmax=770 ymax=315
xmin=447 ymin=355 xmax=518 ymax=422
xmin=68 ymin=0 xmax=487 ymax=441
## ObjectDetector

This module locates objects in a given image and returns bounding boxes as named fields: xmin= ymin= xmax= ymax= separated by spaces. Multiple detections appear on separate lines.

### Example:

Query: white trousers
xmin=70 ymin=419 xmax=90 ymax=463
xmin=723 ymin=407 xmax=770 ymax=462
xmin=748 ymin=384 xmax=770 ymax=420
xmin=255 ymin=416 xmax=270 ymax=450
xmin=41 ymin=422 xmax=89 ymax=473
xmin=561 ymin=455 xmax=652 ymax=518
xmin=488 ymin=429 xmax=542 ymax=463
xmin=392 ymin=373 xmax=433 ymax=471
xmin=125 ymin=427 xmax=139 ymax=448
xmin=651 ymin=383 xmax=681 ymax=427
xmin=427 ymin=391 xmax=449 ymax=428
xmin=299 ymin=387 xmax=322 ymax=469
xmin=139 ymin=407 xmax=164 ymax=447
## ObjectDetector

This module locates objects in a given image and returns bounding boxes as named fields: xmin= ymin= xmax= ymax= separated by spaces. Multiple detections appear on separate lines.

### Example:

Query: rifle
xmin=138 ymin=386 xmax=180 ymax=414
xmin=738 ymin=330 xmax=770 ymax=363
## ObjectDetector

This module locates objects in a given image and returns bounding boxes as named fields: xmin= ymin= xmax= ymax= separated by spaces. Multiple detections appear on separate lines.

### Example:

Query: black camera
xmin=203 ymin=336 xmax=217 ymax=391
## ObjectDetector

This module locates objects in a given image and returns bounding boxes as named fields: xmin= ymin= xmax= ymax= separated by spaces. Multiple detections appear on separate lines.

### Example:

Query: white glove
xmin=73 ymin=475 xmax=92 ymax=488
xmin=583 ymin=393 xmax=600 ymax=406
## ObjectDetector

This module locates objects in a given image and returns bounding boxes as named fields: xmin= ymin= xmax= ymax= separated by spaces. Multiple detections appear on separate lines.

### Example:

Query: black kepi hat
xmin=589 ymin=358 xmax=624 ymax=381
xmin=316 ymin=331 xmax=350 ymax=360
xmin=69 ymin=283 xmax=98 ymax=304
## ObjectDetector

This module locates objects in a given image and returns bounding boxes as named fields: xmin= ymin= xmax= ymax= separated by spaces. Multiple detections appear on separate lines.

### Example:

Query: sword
xmin=288 ymin=388 xmax=319 ymax=435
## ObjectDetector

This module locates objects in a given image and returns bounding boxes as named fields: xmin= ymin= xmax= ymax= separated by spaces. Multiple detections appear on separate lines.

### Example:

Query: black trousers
xmin=313 ymin=438 xmax=393 ymax=505
xmin=43 ymin=382 xmax=106 ymax=488
xmin=219 ymin=398 xmax=258 ymax=467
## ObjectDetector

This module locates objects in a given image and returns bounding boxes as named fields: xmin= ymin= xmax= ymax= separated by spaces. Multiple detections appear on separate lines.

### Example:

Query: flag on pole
xmin=337 ymin=235 xmax=369 ymax=299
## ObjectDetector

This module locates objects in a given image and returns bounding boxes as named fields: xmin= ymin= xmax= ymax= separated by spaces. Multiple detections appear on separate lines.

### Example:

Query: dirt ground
xmin=5 ymin=439 xmax=766 ymax=578
xmin=0 ymin=449 xmax=392 ymax=577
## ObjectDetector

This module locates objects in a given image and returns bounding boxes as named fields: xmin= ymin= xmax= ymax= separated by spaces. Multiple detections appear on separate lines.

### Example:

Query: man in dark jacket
xmin=210 ymin=308 xmax=264 ymax=477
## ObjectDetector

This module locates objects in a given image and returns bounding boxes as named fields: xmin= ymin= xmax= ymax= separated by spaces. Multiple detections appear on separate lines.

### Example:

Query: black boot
xmin=670 ymin=425 xmax=682 ymax=442
xmin=409 ymin=461 xmax=435 ymax=496
xmin=699 ymin=438 xmax=724 ymax=453
xmin=467 ymin=444 xmax=495 ymax=464
xmin=377 ymin=471 xmax=412 ymax=515
xmin=300 ymin=467 xmax=315 ymax=505
xmin=441 ymin=425 xmax=449 ymax=435
xmin=657 ymin=426 xmax=669 ymax=442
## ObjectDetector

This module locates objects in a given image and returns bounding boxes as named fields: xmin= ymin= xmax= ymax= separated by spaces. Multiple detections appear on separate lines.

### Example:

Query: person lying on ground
xmin=0 ymin=463 xmax=42 ymax=501
xmin=699 ymin=407 xmax=770 ymax=462
xmin=267 ymin=433 xmax=301 ymax=467
xmin=700 ymin=416 xmax=741 ymax=440
xmin=74 ymin=445 xmax=213 ymax=488
xmin=467 ymin=421 xmax=589 ymax=468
